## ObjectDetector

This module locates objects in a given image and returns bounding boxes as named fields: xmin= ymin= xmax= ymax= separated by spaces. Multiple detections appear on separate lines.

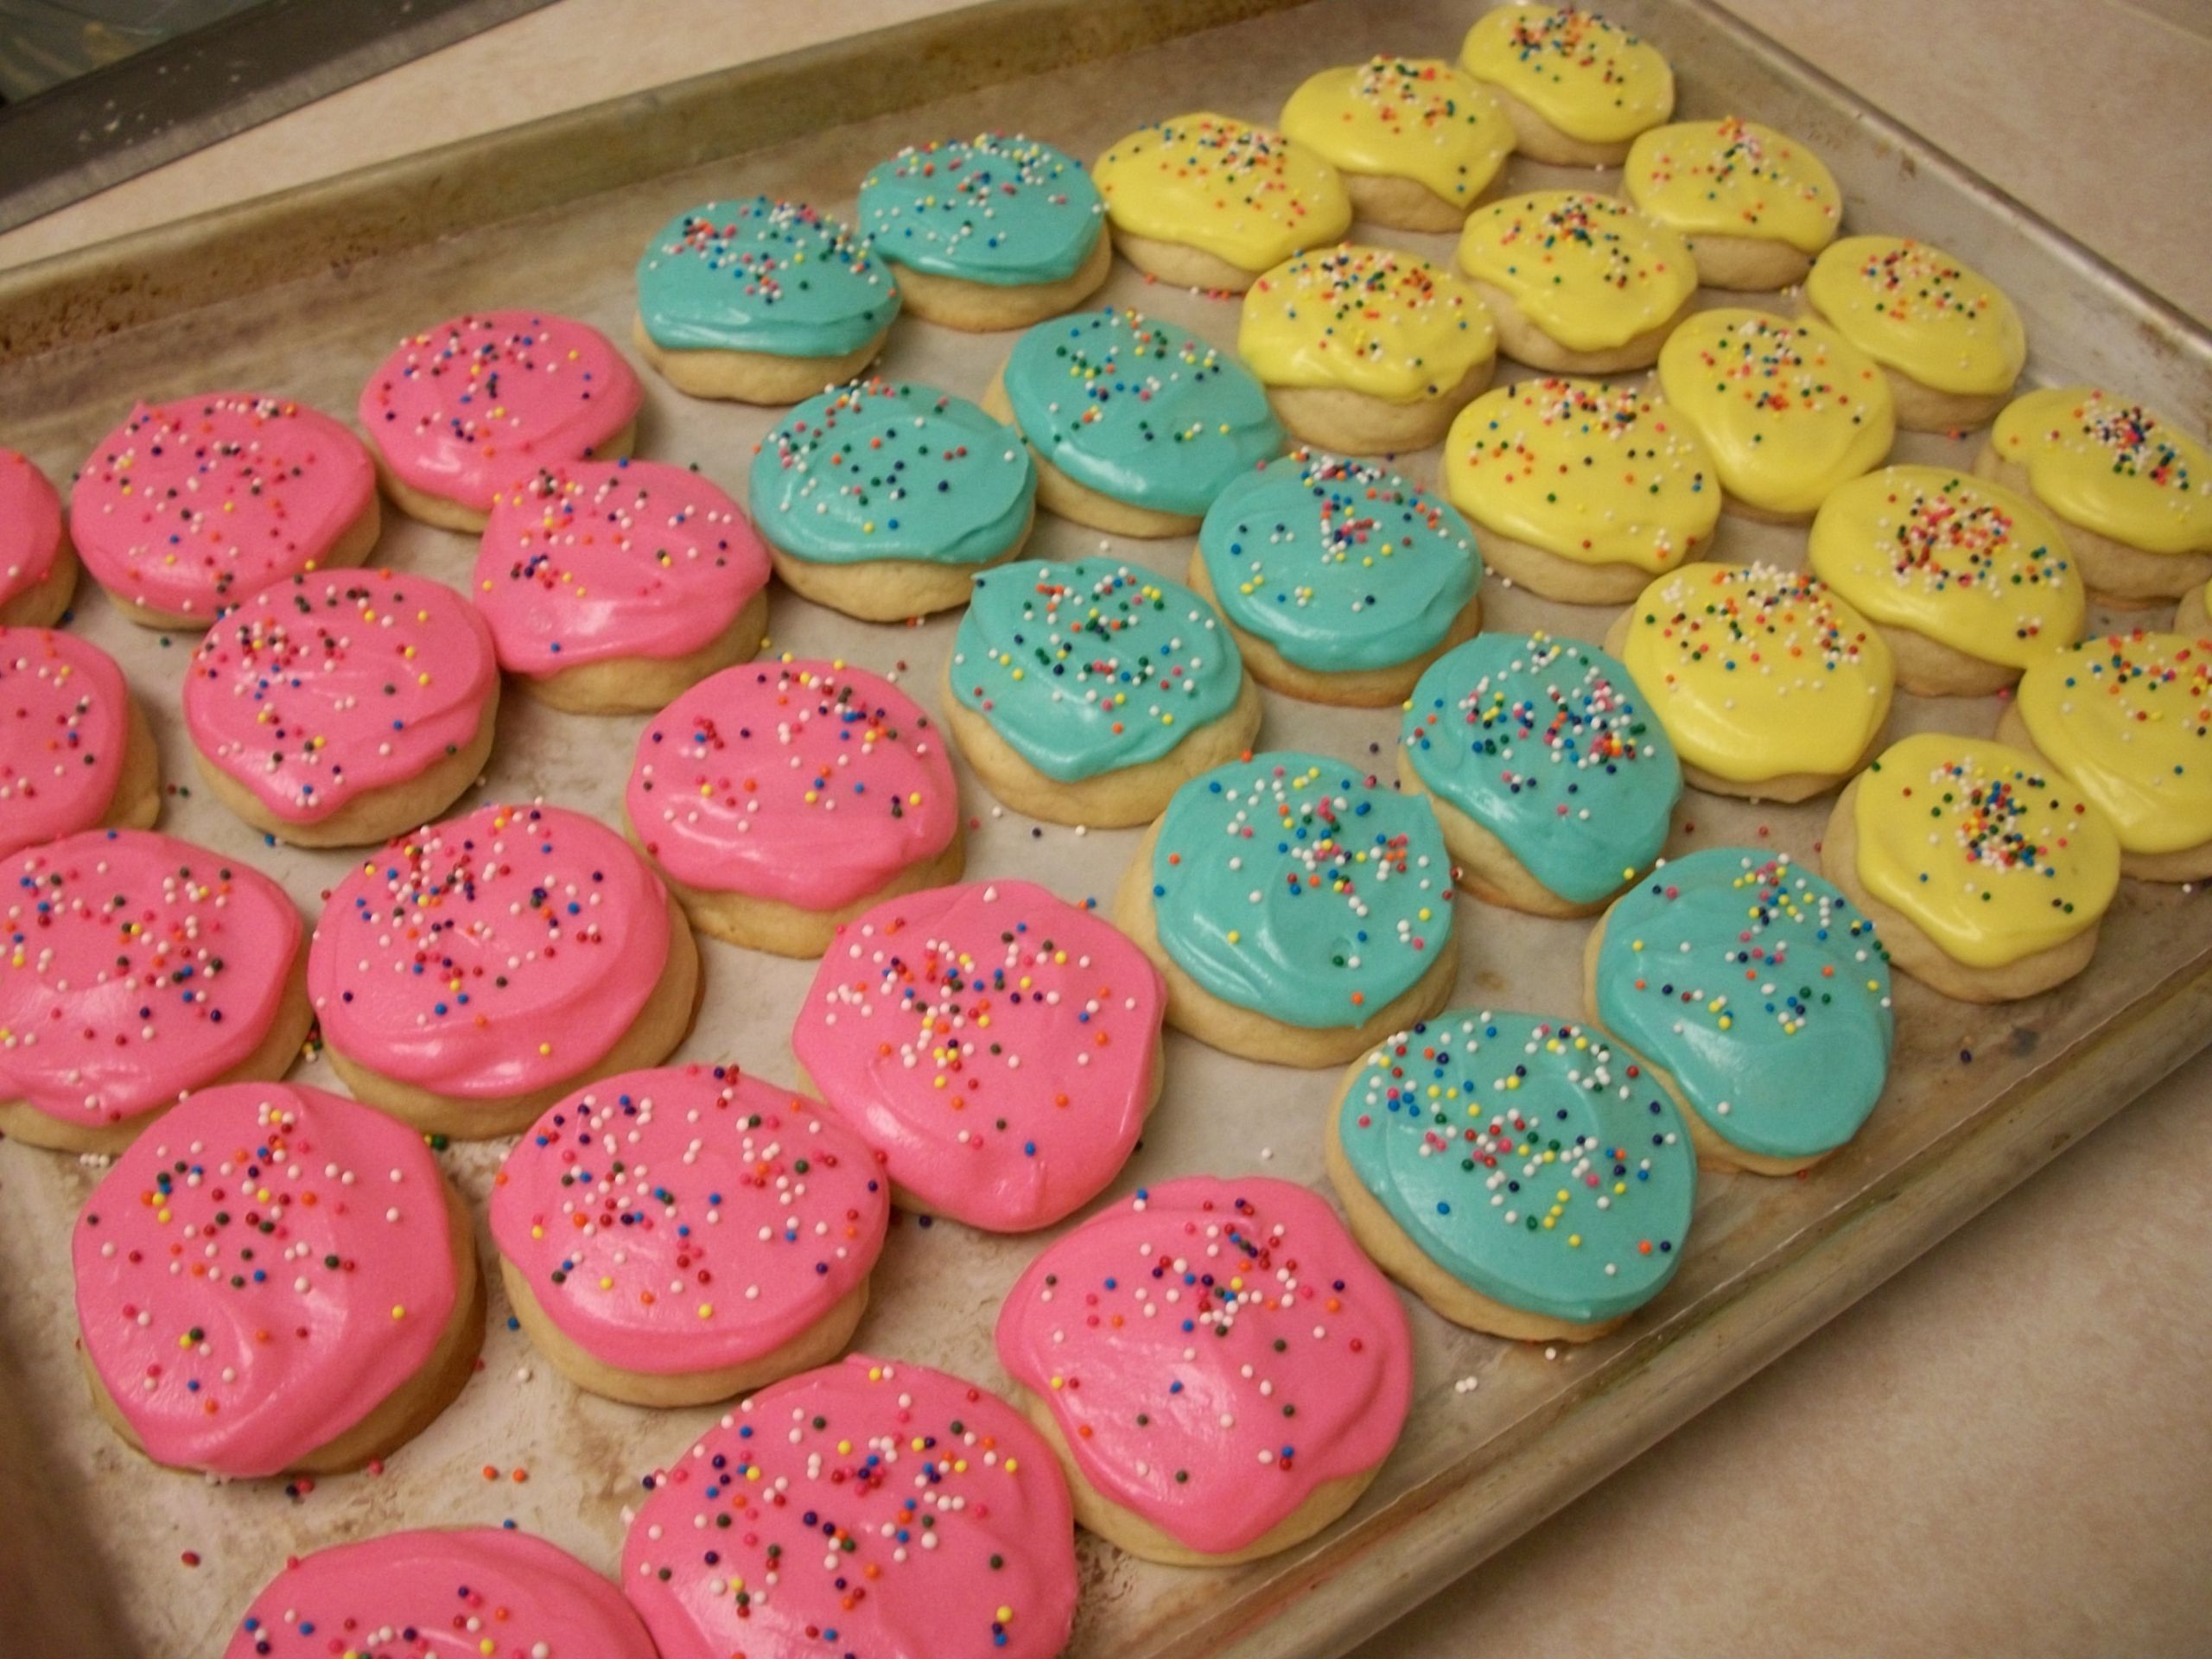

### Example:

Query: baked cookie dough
xmin=1624 ymin=116 xmax=1842 ymax=289
xmin=1459 ymin=3 xmax=1675 ymax=166
xmin=0 ymin=627 xmax=160 ymax=861
xmin=1456 ymin=190 xmax=1698 ymax=374
xmin=1803 ymin=235 xmax=2025 ymax=432
xmin=0 ymin=448 xmax=76 ymax=626
xmin=1278 ymin=56 xmax=1515 ymax=231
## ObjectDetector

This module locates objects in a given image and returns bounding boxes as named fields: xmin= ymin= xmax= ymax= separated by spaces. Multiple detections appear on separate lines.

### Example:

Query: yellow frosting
xmin=2014 ymin=630 xmax=2212 ymax=856
xmin=1808 ymin=465 xmax=2086 ymax=670
xmin=1278 ymin=58 xmax=1515 ymax=207
xmin=1455 ymin=190 xmax=1696 ymax=352
xmin=1622 ymin=118 xmax=1842 ymax=254
xmin=1655 ymin=308 xmax=1895 ymax=517
xmin=1851 ymin=732 xmax=2120 ymax=967
xmin=1987 ymin=386 xmax=2212 ymax=556
xmin=1091 ymin=112 xmax=1352 ymax=276
xmin=1458 ymin=5 xmax=1674 ymax=144
xmin=1237 ymin=245 xmax=1496 ymax=404
xmin=1618 ymin=562 xmax=1894 ymax=784
xmin=1442 ymin=377 xmax=1719 ymax=571
xmin=1803 ymin=235 xmax=2025 ymax=397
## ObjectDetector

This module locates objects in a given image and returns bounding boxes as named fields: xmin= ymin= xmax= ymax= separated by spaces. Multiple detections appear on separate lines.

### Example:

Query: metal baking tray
xmin=2 ymin=2 xmax=2208 ymax=1655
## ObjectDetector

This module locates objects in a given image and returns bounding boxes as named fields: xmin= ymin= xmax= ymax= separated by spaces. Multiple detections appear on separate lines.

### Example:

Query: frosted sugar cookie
xmin=0 ymin=628 xmax=159 ymax=861
xmin=792 ymin=878 xmax=1166 ymax=1230
xmin=623 ymin=1355 xmax=1078 ymax=1659
xmin=1114 ymin=751 xmax=1457 ymax=1066
xmin=1328 ymin=1011 xmax=1695 ymax=1339
xmin=986 ymin=304 xmax=1285 ymax=537
xmin=1237 ymin=243 xmax=1497 ymax=452
xmin=1586 ymin=850 xmax=1893 ymax=1175
xmin=71 ymin=394 xmax=378 ymax=627
xmin=635 ymin=197 xmax=899 ymax=401
xmin=0 ymin=830 xmax=309 ymax=1154
xmin=1192 ymin=450 xmax=1483 ymax=707
xmin=1090 ymin=111 xmax=1352 ymax=292
xmin=1441 ymin=377 xmax=1719 ymax=603
xmin=309 ymin=802 xmax=699 ymax=1138
xmin=997 ymin=1174 xmax=1412 ymax=1565
xmin=491 ymin=1063 xmax=889 ymax=1406
xmin=1978 ymin=386 xmax=2212 ymax=604
xmin=1278 ymin=56 xmax=1516 ymax=232
xmin=474 ymin=458 xmax=771 ymax=713
xmin=1808 ymin=465 xmax=2085 ymax=696
xmin=626 ymin=658 xmax=964 ymax=956
xmin=856 ymin=133 xmax=1109 ymax=329
xmin=1804 ymin=235 xmax=2024 ymax=433
xmin=1401 ymin=632 xmax=1681 ymax=917
xmin=750 ymin=379 xmax=1036 ymax=621
xmin=0 ymin=449 xmax=75 ymax=626
xmin=1608 ymin=562 xmax=1894 ymax=802
xmin=1656 ymin=307 xmax=1895 ymax=522
xmin=1623 ymin=117 xmax=1842 ymax=289
xmin=1455 ymin=190 xmax=1697 ymax=374
xmin=1458 ymin=4 xmax=1675 ymax=166
xmin=1821 ymin=732 xmax=2121 ymax=1001
xmin=74 ymin=1082 xmax=481 ymax=1477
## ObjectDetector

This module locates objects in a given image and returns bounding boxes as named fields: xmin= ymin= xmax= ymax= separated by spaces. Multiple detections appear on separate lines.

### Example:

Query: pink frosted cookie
xmin=996 ymin=1174 xmax=1414 ymax=1565
xmin=0 ymin=627 xmax=161 ymax=861
xmin=223 ymin=1527 xmax=660 ymax=1659
xmin=73 ymin=1081 xmax=481 ymax=1478
xmin=490 ymin=1063 xmax=890 ymax=1407
xmin=793 ymin=879 xmax=1164 ymax=1231
xmin=309 ymin=802 xmax=699 ymax=1139
xmin=69 ymin=394 xmax=379 ymax=629
xmin=0 ymin=448 xmax=76 ymax=626
xmin=624 ymin=1353 xmax=1077 ymax=1659
xmin=0 ymin=829 xmax=311 ymax=1154
xmin=625 ymin=658 xmax=965 ymax=957
xmin=474 ymin=458 xmax=772 ymax=715
xmin=359 ymin=309 xmax=644 ymax=532
xmin=183 ymin=569 xmax=499 ymax=848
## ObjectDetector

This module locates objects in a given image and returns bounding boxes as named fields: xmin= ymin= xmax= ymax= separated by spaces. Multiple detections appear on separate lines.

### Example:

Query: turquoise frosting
xmin=1592 ymin=848 xmax=1894 ymax=1161
xmin=1404 ymin=632 xmax=1681 ymax=906
xmin=857 ymin=134 xmax=1104 ymax=286
xmin=1198 ymin=454 xmax=1482 ymax=673
xmin=636 ymin=197 xmax=900 ymax=356
xmin=949 ymin=556 xmax=1244 ymax=781
xmin=1337 ymin=1009 xmax=1696 ymax=1324
xmin=1001 ymin=307 xmax=1284 ymax=517
xmin=750 ymin=380 xmax=1036 ymax=567
xmin=1148 ymin=751 xmax=1453 ymax=1030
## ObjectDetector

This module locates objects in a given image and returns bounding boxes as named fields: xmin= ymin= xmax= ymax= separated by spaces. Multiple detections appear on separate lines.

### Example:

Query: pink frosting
xmin=309 ymin=803 xmax=674 ymax=1102
xmin=490 ymin=1063 xmax=888 ymax=1376
xmin=626 ymin=658 xmax=960 ymax=912
xmin=474 ymin=458 xmax=771 ymax=677
xmin=224 ymin=1526 xmax=659 ymax=1658
xmin=0 ymin=829 xmax=302 ymax=1136
xmin=69 ymin=394 xmax=375 ymax=623
xmin=183 ymin=569 xmax=497 ymax=825
xmin=624 ymin=1353 xmax=1077 ymax=1659
xmin=73 ymin=1081 xmax=461 ymax=1477
xmin=793 ymin=879 xmax=1164 ymax=1232
xmin=359 ymin=311 xmax=644 ymax=513
xmin=0 ymin=627 xmax=134 ymax=860
xmin=995 ymin=1174 xmax=1414 ymax=1556
xmin=0 ymin=448 xmax=65 ymax=608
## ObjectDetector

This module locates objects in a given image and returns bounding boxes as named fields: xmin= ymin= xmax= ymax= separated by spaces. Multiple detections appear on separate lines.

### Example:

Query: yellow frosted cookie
xmin=1623 ymin=117 xmax=1842 ymax=290
xmin=1808 ymin=465 xmax=2086 ymax=696
xmin=1656 ymin=308 xmax=1894 ymax=523
xmin=1278 ymin=57 xmax=1515 ymax=232
xmin=1802 ymin=236 xmax=2024 ymax=433
xmin=1441 ymin=378 xmax=1719 ymax=603
xmin=1822 ymin=732 xmax=2120 ymax=1002
xmin=1609 ymin=562 xmax=1893 ymax=802
xmin=1238 ymin=244 xmax=1497 ymax=453
xmin=1091 ymin=112 xmax=1352 ymax=293
xmin=1977 ymin=386 xmax=2212 ymax=605
xmin=1458 ymin=4 xmax=1674 ymax=166
xmin=1455 ymin=190 xmax=1697 ymax=374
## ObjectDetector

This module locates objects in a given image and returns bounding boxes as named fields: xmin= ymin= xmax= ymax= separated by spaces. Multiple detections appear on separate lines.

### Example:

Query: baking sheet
xmin=3 ymin=2 xmax=2210 ymax=1656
